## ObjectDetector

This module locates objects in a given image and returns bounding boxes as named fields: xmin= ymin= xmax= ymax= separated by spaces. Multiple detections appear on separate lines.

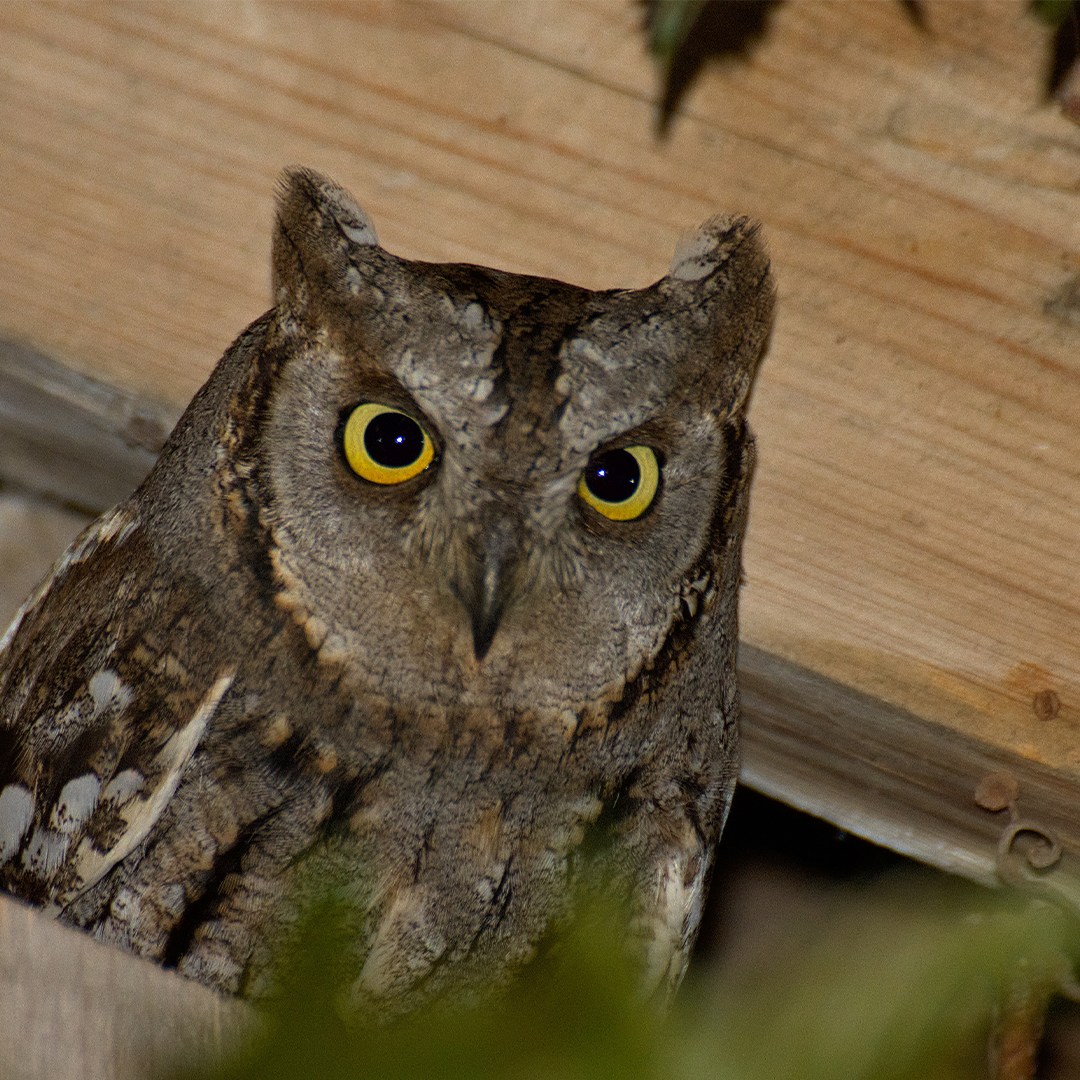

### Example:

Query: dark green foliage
xmin=645 ymin=0 xmax=709 ymax=60
xmin=166 ymin=876 xmax=1077 ymax=1080
xmin=169 ymin=894 xmax=657 ymax=1080
xmin=1032 ymin=0 xmax=1077 ymax=28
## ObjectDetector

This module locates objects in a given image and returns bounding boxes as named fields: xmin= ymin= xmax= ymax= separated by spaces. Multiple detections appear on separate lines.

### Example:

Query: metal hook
xmin=996 ymin=819 xmax=1064 ymax=885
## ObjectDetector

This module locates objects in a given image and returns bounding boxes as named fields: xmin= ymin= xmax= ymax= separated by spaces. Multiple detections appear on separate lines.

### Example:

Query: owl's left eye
xmin=343 ymin=403 xmax=435 ymax=485
xmin=578 ymin=445 xmax=660 ymax=521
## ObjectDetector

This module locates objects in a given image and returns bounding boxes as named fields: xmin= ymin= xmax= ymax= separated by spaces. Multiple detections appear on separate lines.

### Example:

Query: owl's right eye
xmin=578 ymin=445 xmax=660 ymax=521
xmin=343 ymin=403 xmax=435 ymax=485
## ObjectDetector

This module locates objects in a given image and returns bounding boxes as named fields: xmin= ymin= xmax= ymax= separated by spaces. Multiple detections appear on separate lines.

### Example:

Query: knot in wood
xmin=974 ymin=770 xmax=1019 ymax=813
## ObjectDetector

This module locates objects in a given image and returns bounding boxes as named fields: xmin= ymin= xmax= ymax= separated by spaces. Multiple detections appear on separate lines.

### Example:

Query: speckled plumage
xmin=0 ymin=169 xmax=773 ymax=1014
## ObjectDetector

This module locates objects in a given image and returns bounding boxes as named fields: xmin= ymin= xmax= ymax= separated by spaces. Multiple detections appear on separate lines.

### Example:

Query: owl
xmin=0 ymin=169 xmax=773 ymax=1015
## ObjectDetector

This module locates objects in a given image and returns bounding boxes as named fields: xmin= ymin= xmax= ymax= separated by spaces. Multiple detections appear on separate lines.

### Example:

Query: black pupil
xmin=364 ymin=411 xmax=423 ymax=468
xmin=585 ymin=449 xmax=640 ymax=503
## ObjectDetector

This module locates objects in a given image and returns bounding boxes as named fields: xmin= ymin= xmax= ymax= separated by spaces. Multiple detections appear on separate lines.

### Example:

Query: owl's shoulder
xmin=0 ymin=503 xmax=240 ymax=908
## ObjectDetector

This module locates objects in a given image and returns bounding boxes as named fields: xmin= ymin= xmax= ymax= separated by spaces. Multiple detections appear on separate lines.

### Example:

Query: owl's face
xmin=0 ymin=168 xmax=773 ymax=1007
xmin=226 ymin=171 xmax=772 ymax=721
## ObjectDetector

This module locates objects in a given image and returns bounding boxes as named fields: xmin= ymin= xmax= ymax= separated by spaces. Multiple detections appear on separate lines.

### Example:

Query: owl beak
xmin=470 ymin=552 xmax=506 ymax=662
xmin=458 ymin=520 xmax=518 ymax=663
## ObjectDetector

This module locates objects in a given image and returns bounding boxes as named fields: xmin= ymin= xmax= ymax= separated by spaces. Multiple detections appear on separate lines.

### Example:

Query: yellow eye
xmin=343 ymin=403 xmax=435 ymax=485
xmin=578 ymin=445 xmax=660 ymax=521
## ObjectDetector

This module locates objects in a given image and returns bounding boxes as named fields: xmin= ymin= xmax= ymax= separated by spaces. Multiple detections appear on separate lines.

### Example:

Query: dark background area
xmin=699 ymin=787 xmax=1080 ymax=1078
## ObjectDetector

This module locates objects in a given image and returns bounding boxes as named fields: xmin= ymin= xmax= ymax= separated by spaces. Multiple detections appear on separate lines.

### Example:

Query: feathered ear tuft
xmin=659 ymin=214 xmax=775 ymax=417
xmin=667 ymin=215 xmax=766 ymax=284
xmin=271 ymin=167 xmax=380 ymax=313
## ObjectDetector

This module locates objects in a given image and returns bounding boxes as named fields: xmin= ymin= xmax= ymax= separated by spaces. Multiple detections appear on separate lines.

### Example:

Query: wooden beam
xmin=0 ymin=893 xmax=252 ymax=1080
xmin=0 ymin=338 xmax=173 ymax=514
xmin=739 ymin=644 xmax=1080 ymax=914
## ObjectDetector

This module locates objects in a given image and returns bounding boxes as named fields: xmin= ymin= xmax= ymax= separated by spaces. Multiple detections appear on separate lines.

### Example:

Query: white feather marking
xmin=459 ymin=301 xmax=486 ymax=332
xmin=340 ymin=218 xmax=378 ymax=246
xmin=668 ymin=228 xmax=722 ymax=281
xmin=106 ymin=886 xmax=141 ymax=926
xmin=0 ymin=606 xmax=27 ymax=657
xmin=49 ymin=507 xmax=139 ymax=578
xmin=640 ymin=850 xmax=706 ymax=999
xmin=470 ymin=376 xmax=494 ymax=402
xmin=345 ymin=265 xmax=364 ymax=296
xmin=88 ymin=670 xmax=133 ymax=718
xmin=92 ymin=506 xmax=140 ymax=547
xmin=52 ymin=671 xmax=234 ymax=911
xmin=357 ymin=887 xmax=446 ymax=997
xmin=0 ymin=784 xmax=35 ymax=863
xmin=50 ymin=774 xmax=101 ymax=833
xmin=21 ymin=827 xmax=70 ymax=876
xmin=101 ymin=769 xmax=145 ymax=807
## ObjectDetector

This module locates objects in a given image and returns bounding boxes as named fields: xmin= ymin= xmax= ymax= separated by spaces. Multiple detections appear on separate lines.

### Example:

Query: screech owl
xmin=0 ymin=169 xmax=773 ymax=1014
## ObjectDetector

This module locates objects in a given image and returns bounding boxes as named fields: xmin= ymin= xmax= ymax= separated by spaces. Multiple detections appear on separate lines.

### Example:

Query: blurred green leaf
xmin=647 ymin=0 xmax=708 ymax=60
xmin=167 ymin=892 xmax=658 ymax=1080
xmin=1032 ymin=0 xmax=1077 ymax=28
xmin=675 ymin=879 xmax=1073 ymax=1080
xmin=166 ymin=876 xmax=1077 ymax=1080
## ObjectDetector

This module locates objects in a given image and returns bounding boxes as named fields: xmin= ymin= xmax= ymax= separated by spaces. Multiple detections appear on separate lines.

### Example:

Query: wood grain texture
xmin=0 ymin=893 xmax=252 ymax=1080
xmin=740 ymin=644 xmax=1080 ymax=913
xmin=0 ymin=1 xmax=1078 ymax=874
xmin=0 ymin=339 xmax=173 ymax=511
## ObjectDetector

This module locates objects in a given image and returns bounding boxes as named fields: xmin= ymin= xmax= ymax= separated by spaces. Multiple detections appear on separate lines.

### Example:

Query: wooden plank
xmin=0 ymin=893 xmax=252 ymax=1080
xmin=739 ymin=644 xmax=1080 ymax=915
xmin=0 ymin=338 xmax=173 ymax=512
xmin=0 ymin=1 xmax=1078 ymax=886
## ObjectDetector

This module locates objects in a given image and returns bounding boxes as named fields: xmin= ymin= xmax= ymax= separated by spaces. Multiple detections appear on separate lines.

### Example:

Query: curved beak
xmin=455 ymin=517 xmax=519 ymax=662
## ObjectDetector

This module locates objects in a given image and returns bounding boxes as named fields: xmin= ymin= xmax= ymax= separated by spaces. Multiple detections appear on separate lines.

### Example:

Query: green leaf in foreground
xmin=168 ymin=874 xmax=1077 ymax=1080
xmin=1031 ymin=0 xmax=1077 ymax=28
xmin=646 ymin=0 xmax=709 ymax=61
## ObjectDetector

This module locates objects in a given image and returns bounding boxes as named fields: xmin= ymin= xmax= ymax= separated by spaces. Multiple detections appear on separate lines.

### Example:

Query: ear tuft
xmin=271 ymin=168 xmax=380 ymax=313
xmin=276 ymin=167 xmax=379 ymax=247
xmin=656 ymin=213 xmax=774 ymax=417
xmin=668 ymin=215 xmax=761 ymax=282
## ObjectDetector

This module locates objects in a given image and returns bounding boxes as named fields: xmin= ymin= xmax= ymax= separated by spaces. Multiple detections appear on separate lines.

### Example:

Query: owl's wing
xmin=631 ymin=815 xmax=712 ymax=1005
xmin=0 ymin=505 xmax=234 ymax=913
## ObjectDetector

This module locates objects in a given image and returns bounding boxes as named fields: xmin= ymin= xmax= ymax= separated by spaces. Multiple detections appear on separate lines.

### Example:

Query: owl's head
xmin=209 ymin=169 xmax=773 ymax=716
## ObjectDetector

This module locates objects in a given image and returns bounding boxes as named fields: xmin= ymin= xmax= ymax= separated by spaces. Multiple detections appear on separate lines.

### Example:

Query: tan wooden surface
xmin=1 ymin=2 xmax=1080 ymax=1074
xmin=1 ymin=0 xmax=1080 ymax=893
xmin=0 ymin=891 xmax=251 ymax=1080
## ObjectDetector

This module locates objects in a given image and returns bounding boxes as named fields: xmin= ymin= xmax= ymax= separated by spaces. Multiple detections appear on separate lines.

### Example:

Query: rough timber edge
xmin=0 ymin=892 xmax=254 ymax=1080
xmin=4 ymin=350 xmax=1080 ymax=902
xmin=739 ymin=643 xmax=1080 ymax=912
xmin=0 ymin=338 xmax=179 ymax=515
